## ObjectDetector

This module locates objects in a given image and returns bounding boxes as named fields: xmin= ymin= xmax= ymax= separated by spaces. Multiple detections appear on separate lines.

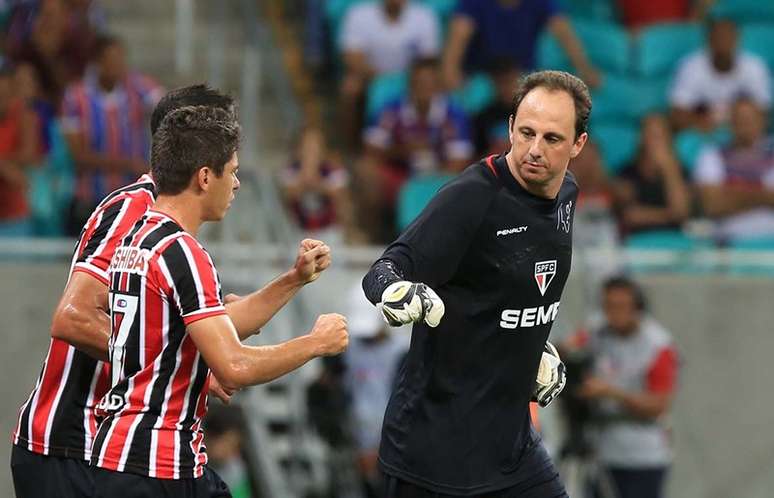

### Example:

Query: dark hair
xmin=511 ymin=70 xmax=592 ymax=139
xmin=602 ymin=275 xmax=647 ymax=311
xmin=151 ymin=106 xmax=241 ymax=195
xmin=409 ymin=57 xmax=440 ymax=79
xmin=93 ymin=34 xmax=122 ymax=60
xmin=150 ymin=84 xmax=235 ymax=135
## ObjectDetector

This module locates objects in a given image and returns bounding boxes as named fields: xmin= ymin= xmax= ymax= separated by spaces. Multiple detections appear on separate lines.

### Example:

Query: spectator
xmin=441 ymin=0 xmax=600 ymax=90
xmin=573 ymin=276 xmax=679 ymax=498
xmin=280 ymin=126 xmax=358 ymax=244
xmin=343 ymin=283 xmax=409 ymax=496
xmin=472 ymin=59 xmax=520 ymax=156
xmin=693 ymin=97 xmax=774 ymax=243
xmin=613 ymin=114 xmax=691 ymax=237
xmin=203 ymin=404 xmax=254 ymax=498
xmin=61 ymin=34 xmax=162 ymax=234
xmin=362 ymin=57 xmax=472 ymax=207
xmin=569 ymin=141 xmax=619 ymax=252
xmin=339 ymin=0 xmax=440 ymax=148
xmin=670 ymin=17 xmax=771 ymax=131
xmin=0 ymin=61 xmax=40 ymax=236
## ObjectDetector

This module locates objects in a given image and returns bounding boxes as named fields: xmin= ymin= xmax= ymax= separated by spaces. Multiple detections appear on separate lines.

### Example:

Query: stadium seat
xmin=635 ymin=22 xmax=703 ymax=77
xmin=728 ymin=237 xmax=774 ymax=275
xmin=365 ymin=71 xmax=408 ymax=120
xmin=591 ymin=75 xmax=668 ymax=124
xmin=397 ymin=174 xmax=453 ymax=231
xmin=537 ymin=19 xmax=630 ymax=75
xmin=710 ymin=0 xmax=774 ymax=24
xmin=419 ymin=0 xmax=458 ymax=29
xmin=740 ymin=23 xmax=774 ymax=73
xmin=451 ymin=72 xmax=495 ymax=115
xmin=591 ymin=122 xmax=639 ymax=174
xmin=559 ymin=0 xmax=618 ymax=23
xmin=674 ymin=128 xmax=732 ymax=173
xmin=625 ymin=230 xmax=706 ymax=250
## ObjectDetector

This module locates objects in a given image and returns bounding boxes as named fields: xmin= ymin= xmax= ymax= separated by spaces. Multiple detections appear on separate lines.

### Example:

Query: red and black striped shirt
xmin=12 ymin=175 xmax=155 ymax=461
xmin=91 ymin=210 xmax=225 ymax=479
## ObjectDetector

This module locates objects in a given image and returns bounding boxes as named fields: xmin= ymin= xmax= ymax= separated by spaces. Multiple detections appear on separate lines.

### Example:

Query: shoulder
xmin=561 ymin=169 xmax=579 ymax=196
xmin=675 ymin=50 xmax=707 ymax=73
xmin=406 ymin=3 xmax=436 ymax=20
xmin=738 ymin=52 xmax=771 ymax=74
xmin=347 ymin=2 xmax=377 ymax=21
xmin=640 ymin=317 xmax=674 ymax=348
xmin=444 ymin=158 xmax=501 ymax=194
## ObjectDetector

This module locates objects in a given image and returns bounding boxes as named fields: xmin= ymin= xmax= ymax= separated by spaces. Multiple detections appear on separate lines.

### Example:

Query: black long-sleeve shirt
xmin=362 ymin=154 xmax=578 ymax=494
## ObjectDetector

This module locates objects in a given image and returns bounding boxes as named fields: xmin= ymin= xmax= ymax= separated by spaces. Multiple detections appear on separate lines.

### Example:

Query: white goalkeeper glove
xmin=533 ymin=341 xmax=566 ymax=408
xmin=378 ymin=281 xmax=445 ymax=328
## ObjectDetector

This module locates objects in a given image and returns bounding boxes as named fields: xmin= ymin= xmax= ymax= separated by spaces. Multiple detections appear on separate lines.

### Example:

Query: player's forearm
xmin=50 ymin=304 xmax=110 ymax=362
xmin=550 ymin=17 xmax=593 ymax=74
xmin=222 ymin=334 xmax=321 ymax=389
xmin=662 ymin=169 xmax=691 ymax=221
xmin=225 ymin=270 xmax=305 ymax=340
xmin=700 ymin=187 xmax=774 ymax=217
xmin=622 ymin=205 xmax=679 ymax=229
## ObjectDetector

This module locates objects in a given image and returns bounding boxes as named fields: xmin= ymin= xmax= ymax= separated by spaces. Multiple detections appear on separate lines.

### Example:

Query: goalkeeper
xmin=362 ymin=70 xmax=590 ymax=498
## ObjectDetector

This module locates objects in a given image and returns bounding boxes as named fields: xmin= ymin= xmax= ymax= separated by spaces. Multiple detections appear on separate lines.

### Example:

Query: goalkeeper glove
xmin=378 ymin=281 xmax=445 ymax=328
xmin=533 ymin=341 xmax=566 ymax=408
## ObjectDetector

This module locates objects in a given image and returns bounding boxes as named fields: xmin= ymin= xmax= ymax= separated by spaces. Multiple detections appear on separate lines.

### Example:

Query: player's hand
xmin=209 ymin=375 xmax=236 ymax=405
xmin=310 ymin=313 xmax=349 ymax=356
xmin=292 ymin=239 xmax=331 ymax=285
xmin=379 ymin=281 xmax=445 ymax=328
xmin=533 ymin=341 xmax=566 ymax=408
xmin=578 ymin=376 xmax=615 ymax=400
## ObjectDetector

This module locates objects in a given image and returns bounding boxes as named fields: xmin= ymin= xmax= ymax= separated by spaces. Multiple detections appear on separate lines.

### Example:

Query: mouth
xmin=523 ymin=161 xmax=546 ymax=170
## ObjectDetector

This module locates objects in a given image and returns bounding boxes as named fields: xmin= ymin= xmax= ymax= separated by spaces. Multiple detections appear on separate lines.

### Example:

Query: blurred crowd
xmin=287 ymin=0 xmax=774 ymax=253
xmin=0 ymin=0 xmax=161 ymax=237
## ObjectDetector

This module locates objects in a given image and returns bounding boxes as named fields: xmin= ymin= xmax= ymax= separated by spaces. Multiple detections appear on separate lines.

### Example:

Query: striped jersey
xmin=12 ymin=174 xmax=156 ymax=461
xmin=91 ymin=210 xmax=226 ymax=479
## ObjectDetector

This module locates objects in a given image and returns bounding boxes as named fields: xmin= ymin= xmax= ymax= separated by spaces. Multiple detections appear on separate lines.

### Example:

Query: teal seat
xmin=451 ymin=72 xmax=495 ymax=115
xmin=674 ymin=127 xmax=732 ymax=173
xmin=419 ymin=0 xmax=458 ymax=29
xmin=625 ymin=230 xmax=714 ymax=274
xmin=326 ymin=0 xmax=370 ymax=50
xmin=591 ymin=122 xmax=639 ymax=174
xmin=397 ymin=174 xmax=453 ymax=231
xmin=741 ymin=23 xmax=774 ymax=72
xmin=636 ymin=22 xmax=703 ymax=77
xmin=537 ymin=20 xmax=630 ymax=75
xmin=559 ymin=0 xmax=618 ymax=23
xmin=728 ymin=237 xmax=774 ymax=275
xmin=365 ymin=71 xmax=408 ymax=120
xmin=28 ymin=120 xmax=74 ymax=236
xmin=591 ymin=75 xmax=668 ymax=124
xmin=625 ymin=230 xmax=705 ymax=250
xmin=710 ymin=0 xmax=774 ymax=24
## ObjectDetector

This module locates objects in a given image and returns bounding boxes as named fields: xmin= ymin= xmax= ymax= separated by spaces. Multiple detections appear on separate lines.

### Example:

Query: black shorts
xmin=91 ymin=467 xmax=210 ymax=498
xmin=383 ymin=466 xmax=568 ymax=498
xmin=203 ymin=464 xmax=233 ymax=498
xmin=11 ymin=445 xmax=94 ymax=498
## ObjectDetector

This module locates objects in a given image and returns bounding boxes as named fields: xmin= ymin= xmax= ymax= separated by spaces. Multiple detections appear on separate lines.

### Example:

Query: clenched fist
xmin=310 ymin=313 xmax=349 ymax=356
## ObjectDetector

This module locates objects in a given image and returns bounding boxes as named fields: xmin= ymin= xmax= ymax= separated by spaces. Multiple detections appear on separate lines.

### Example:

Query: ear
xmin=197 ymin=166 xmax=212 ymax=192
xmin=508 ymin=114 xmax=515 ymax=145
xmin=569 ymin=132 xmax=589 ymax=159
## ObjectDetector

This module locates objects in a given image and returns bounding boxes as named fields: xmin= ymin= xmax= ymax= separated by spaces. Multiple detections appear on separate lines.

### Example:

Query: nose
xmin=233 ymin=176 xmax=240 ymax=191
xmin=528 ymin=137 xmax=543 ymax=160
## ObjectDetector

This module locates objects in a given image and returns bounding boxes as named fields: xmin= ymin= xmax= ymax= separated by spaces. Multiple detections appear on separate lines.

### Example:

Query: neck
xmin=504 ymin=150 xmax=562 ymax=199
xmin=152 ymin=192 xmax=205 ymax=236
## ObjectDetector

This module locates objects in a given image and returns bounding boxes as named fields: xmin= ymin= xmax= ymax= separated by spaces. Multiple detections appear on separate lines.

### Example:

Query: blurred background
xmin=1 ymin=0 xmax=774 ymax=496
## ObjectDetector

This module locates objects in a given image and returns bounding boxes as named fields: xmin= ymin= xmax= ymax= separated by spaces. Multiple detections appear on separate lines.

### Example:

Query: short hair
xmin=150 ymin=84 xmax=235 ymax=135
xmin=151 ymin=106 xmax=241 ymax=196
xmin=93 ymin=34 xmax=122 ymax=60
xmin=602 ymin=275 xmax=647 ymax=311
xmin=409 ymin=57 xmax=439 ymax=79
xmin=511 ymin=70 xmax=592 ymax=139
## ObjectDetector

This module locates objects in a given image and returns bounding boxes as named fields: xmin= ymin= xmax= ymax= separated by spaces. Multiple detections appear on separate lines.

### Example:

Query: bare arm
xmin=342 ymin=51 xmax=375 ymax=80
xmin=579 ymin=377 xmax=672 ymax=420
xmin=661 ymin=157 xmax=691 ymax=222
xmin=50 ymin=271 xmax=111 ymax=362
xmin=64 ymin=132 xmax=145 ymax=174
xmin=188 ymin=313 xmax=348 ymax=391
xmin=225 ymin=240 xmax=331 ymax=340
xmin=700 ymin=185 xmax=774 ymax=217
xmin=441 ymin=15 xmax=475 ymax=90
xmin=15 ymin=106 xmax=41 ymax=166
xmin=548 ymin=16 xmax=601 ymax=87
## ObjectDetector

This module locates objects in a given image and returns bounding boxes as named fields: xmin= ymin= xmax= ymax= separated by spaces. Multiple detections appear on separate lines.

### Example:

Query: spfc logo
xmin=534 ymin=260 xmax=557 ymax=296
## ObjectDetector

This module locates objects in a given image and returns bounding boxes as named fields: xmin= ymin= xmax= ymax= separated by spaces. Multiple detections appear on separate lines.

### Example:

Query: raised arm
xmin=225 ymin=239 xmax=331 ymax=339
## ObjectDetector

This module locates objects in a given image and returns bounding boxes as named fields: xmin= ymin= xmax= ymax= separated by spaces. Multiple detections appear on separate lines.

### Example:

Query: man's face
xmin=410 ymin=66 xmax=438 ymax=109
xmin=383 ymin=0 xmax=406 ymax=14
xmin=709 ymin=20 xmax=737 ymax=70
xmin=98 ymin=44 xmax=127 ymax=86
xmin=603 ymin=287 xmax=640 ymax=335
xmin=204 ymin=152 xmax=240 ymax=221
xmin=509 ymin=87 xmax=587 ymax=188
xmin=731 ymin=100 xmax=766 ymax=146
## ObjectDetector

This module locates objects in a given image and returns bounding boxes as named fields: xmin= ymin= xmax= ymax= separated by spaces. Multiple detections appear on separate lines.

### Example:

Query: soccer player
xmin=89 ymin=105 xmax=348 ymax=497
xmin=10 ymin=85 xmax=323 ymax=498
xmin=362 ymin=70 xmax=589 ymax=497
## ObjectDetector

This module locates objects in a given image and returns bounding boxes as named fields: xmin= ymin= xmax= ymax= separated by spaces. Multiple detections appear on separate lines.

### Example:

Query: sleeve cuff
xmin=182 ymin=307 xmax=227 ymax=326
xmin=72 ymin=263 xmax=110 ymax=285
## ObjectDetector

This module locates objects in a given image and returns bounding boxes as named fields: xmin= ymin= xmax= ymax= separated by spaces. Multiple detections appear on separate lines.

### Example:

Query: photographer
xmin=570 ymin=276 xmax=679 ymax=498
